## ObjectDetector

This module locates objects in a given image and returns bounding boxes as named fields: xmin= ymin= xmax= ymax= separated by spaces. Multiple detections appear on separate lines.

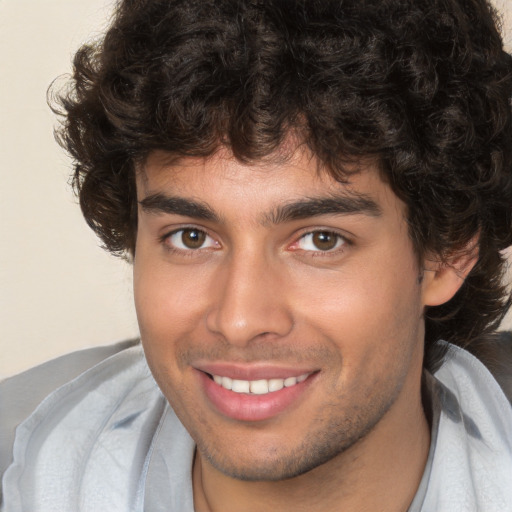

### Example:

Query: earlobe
xmin=421 ymin=243 xmax=479 ymax=307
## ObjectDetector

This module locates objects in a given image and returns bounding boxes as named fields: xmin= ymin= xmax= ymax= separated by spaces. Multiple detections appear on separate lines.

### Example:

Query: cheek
xmin=295 ymin=251 xmax=424 ymax=372
xmin=133 ymin=250 xmax=212 ymax=372
xmin=134 ymin=250 xmax=208 ymax=325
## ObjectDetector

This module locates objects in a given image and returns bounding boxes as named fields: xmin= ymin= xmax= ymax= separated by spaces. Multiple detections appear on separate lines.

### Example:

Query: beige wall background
xmin=1 ymin=0 xmax=511 ymax=378
xmin=0 ymin=0 xmax=138 ymax=379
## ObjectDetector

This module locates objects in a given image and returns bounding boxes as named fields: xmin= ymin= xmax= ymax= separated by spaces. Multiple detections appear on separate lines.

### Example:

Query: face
xmin=134 ymin=148 xmax=429 ymax=481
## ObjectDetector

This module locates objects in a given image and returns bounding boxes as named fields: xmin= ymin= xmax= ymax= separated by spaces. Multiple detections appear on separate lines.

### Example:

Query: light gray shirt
xmin=1 ymin=343 xmax=511 ymax=511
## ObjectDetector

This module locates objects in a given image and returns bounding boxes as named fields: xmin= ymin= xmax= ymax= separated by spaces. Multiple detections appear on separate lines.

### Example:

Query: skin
xmin=133 ymin=146 xmax=472 ymax=512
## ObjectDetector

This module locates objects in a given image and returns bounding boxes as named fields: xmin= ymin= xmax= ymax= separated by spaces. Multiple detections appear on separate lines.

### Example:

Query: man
xmin=1 ymin=0 xmax=512 ymax=510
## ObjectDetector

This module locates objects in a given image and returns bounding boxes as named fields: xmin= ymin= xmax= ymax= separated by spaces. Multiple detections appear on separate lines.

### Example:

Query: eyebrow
xmin=265 ymin=194 xmax=382 ymax=224
xmin=139 ymin=194 xmax=219 ymax=222
xmin=139 ymin=192 xmax=381 ymax=224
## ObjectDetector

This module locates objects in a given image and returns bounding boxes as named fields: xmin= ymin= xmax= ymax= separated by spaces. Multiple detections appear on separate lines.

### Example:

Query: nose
xmin=206 ymin=250 xmax=294 ymax=346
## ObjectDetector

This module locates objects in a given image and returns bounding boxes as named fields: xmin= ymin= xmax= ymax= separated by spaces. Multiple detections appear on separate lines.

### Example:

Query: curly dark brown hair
xmin=53 ymin=0 xmax=512 ymax=372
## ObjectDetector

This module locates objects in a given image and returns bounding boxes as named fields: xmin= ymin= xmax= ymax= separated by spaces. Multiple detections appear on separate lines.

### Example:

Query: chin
xmin=196 ymin=423 xmax=372 ymax=482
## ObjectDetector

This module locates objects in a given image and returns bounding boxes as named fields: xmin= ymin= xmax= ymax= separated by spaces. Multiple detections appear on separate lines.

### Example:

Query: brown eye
xmin=297 ymin=231 xmax=344 ymax=252
xmin=181 ymin=229 xmax=206 ymax=249
xmin=167 ymin=228 xmax=216 ymax=251
xmin=312 ymin=232 xmax=338 ymax=251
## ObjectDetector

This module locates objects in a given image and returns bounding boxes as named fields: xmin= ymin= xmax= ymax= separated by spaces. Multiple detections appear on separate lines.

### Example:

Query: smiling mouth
xmin=199 ymin=368 xmax=318 ymax=421
xmin=207 ymin=372 xmax=312 ymax=395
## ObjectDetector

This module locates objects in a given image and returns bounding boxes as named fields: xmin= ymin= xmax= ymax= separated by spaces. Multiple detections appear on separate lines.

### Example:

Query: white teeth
xmin=221 ymin=376 xmax=233 ymax=390
xmin=284 ymin=377 xmax=297 ymax=387
xmin=231 ymin=379 xmax=250 ymax=393
xmin=212 ymin=373 xmax=310 ymax=395
xmin=268 ymin=378 xmax=285 ymax=392
xmin=250 ymin=379 xmax=269 ymax=394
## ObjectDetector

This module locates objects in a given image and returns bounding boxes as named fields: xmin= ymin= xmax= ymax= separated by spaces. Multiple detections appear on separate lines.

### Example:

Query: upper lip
xmin=194 ymin=362 xmax=318 ymax=381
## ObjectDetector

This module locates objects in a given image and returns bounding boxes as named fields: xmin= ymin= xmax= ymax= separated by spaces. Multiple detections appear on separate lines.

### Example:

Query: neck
xmin=193 ymin=377 xmax=430 ymax=512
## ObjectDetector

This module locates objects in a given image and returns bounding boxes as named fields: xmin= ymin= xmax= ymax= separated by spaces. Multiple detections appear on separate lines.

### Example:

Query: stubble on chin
xmin=193 ymin=383 xmax=401 ymax=483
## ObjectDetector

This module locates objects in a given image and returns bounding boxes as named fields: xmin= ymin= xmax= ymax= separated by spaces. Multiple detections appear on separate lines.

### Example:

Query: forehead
xmin=137 ymin=148 xmax=399 ymax=213
xmin=138 ymin=148 xmax=328 ymax=193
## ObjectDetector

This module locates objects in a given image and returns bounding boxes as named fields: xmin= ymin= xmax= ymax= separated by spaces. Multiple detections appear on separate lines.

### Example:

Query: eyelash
xmin=290 ymin=230 xmax=348 ymax=256
xmin=160 ymin=227 xmax=350 ymax=257
xmin=160 ymin=227 xmax=218 ymax=256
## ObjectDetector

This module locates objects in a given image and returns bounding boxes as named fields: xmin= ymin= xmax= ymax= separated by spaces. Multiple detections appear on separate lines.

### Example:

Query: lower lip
xmin=198 ymin=371 xmax=315 ymax=422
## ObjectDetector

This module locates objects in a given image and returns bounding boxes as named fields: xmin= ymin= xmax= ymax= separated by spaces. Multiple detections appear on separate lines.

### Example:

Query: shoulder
xmin=464 ymin=331 xmax=512 ymax=404
xmin=423 ymin=341 xmax=512 ymax=510
xmin=0 ymin=339 xmax=141 ymax=493
xmin=0 ymin=341 xmax=171 ymax=511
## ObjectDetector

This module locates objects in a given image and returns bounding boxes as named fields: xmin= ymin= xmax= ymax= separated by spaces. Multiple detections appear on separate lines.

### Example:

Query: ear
xmin=421 ymin=240 xmax=479 ymax=307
